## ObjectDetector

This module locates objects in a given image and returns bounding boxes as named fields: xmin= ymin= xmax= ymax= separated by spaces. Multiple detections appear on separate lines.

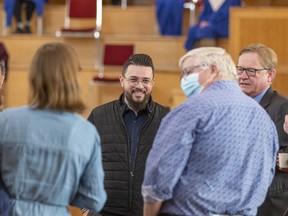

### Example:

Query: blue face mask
xmin=180 ymin=73 xmax=204 ymax=98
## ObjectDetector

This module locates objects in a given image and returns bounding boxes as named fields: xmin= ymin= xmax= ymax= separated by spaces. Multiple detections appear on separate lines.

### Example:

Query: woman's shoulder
xmin=1 ymin=105 xmax=29 ymax=117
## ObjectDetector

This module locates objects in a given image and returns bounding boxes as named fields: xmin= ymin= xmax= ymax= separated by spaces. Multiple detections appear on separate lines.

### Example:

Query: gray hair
xmin=179 ymin=47 xmax=238 ymax=80
xmin=238 ymin=43 xmax=277 ymax=70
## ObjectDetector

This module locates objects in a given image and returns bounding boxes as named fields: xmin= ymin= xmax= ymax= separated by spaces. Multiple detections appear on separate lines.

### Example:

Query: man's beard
xmin=124 ymin=88 xmax=150 ymax=113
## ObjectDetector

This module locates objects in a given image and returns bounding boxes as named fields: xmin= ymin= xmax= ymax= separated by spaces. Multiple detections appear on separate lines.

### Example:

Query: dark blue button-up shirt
xmin=123 ymin=108 xmax=148 ymax=170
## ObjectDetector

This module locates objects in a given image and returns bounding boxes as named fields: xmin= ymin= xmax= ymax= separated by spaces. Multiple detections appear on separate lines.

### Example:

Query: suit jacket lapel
xmin=259 ymin=87 xmax=273 ymax=109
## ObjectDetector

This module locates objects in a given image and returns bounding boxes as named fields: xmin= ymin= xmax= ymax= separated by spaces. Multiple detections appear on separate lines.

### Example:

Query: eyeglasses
xmin=236 ymin=66 xmax=270 ymax=77
xmin=181 ymin=63 xmax=209 ymax=78
xmin=123 ymin=76 xmax=152 ymax=86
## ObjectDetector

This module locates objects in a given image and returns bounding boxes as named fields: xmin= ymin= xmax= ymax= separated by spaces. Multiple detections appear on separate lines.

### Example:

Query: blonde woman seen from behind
xmin=0 ymin=42 xmax=106 ymax=216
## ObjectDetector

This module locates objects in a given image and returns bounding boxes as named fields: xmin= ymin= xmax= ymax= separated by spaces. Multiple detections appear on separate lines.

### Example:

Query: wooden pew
xmin=0 ymin=35 xmax=98 ymax=69
xmin=0 ymin=4 xmax=192 ymax=36
xmin=44 ymin=5 xmax=159 ymax=36
xmin=4 ymin=67 xmax=98 ymax=118
xmin=0 ymin=5 xmax=153 ymax=36
xmin=196 ymin=38 xmax=229 ymax=51
xmin=101 ymin=35 xmax=186 ymax=72
xmin=0 ymin=5 xmax=158 ymax=36
xmin=0 ymin=34 xmax=186 ymax=114
xmin=4 ymin=65 xmax=183 ymax=115
xmin=229 ymin=7 xmax=288 ymax=96
xmin=0 ymin=3 xmax=190 ymax=112
xmin=0 ymin=34 xmax=186 ymax=71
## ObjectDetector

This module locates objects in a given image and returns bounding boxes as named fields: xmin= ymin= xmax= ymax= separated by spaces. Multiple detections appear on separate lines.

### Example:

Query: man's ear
xmin=268 ymin=69 xmax=276 ymax=83
xmin=211 ymin=64 xmax=219 ymax=76
xmin=119 ymin=75 xmax=124 ymax=87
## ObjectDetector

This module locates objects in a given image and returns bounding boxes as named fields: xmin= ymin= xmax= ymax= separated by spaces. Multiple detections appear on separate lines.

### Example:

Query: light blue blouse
xmin=0 ymin=106 xmax=106 ymax=216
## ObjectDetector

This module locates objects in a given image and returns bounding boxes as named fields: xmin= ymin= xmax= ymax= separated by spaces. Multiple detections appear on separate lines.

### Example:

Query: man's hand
xmin=81 ymin=208 xmax=89 ymax=216
xmin=284 ymin=115 xmax=288 ymax=134
xmin=199 ymin=21 xmax=210 ymax=28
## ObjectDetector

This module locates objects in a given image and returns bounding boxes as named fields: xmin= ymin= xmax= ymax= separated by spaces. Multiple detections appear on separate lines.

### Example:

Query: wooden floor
xmin=0 ymin=34 xmax=186 ymax=71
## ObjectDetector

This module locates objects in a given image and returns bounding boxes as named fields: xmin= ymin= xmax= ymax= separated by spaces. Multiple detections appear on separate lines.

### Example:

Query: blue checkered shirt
xmin=142 ymin=80 xmax=278 ymax=216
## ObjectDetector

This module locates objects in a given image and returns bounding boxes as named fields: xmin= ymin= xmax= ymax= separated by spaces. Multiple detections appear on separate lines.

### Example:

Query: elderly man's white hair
xmin=179 ymin=47 xmax=238 ymax=80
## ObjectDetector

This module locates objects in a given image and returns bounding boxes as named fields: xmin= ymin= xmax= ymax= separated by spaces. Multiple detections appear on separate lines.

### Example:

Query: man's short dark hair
xmin=122 ymin=53 xmax=154 ymax=77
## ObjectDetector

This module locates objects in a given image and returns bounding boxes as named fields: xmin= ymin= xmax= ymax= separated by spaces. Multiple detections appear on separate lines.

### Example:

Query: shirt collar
xmin=209 ymin=0 xmax=225 ymax=12
xmin=253 ymin=87 xmax=270 ymax=103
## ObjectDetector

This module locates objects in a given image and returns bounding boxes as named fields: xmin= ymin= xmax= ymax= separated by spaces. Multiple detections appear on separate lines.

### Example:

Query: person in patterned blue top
xmin=141 ymin=47 xmax=279 ymax=216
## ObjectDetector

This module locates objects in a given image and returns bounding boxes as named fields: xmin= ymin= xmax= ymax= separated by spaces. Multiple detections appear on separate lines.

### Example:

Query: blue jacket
xmin=198 ymin=0 xmax=241 ymax=37
xmin=185 ymin=0 xmax=241 ymax=50
xmin=0 ymin=106 xmax=107 ymax=215
xmin=3 ymin=0 xmax=47 ymax=26
xmin=156 ymin=0 xmax=185 ymax=36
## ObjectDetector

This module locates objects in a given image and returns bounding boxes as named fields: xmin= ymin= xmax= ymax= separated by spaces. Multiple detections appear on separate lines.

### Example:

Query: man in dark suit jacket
xmin=237 ymin=43 xmax=288 ymax=216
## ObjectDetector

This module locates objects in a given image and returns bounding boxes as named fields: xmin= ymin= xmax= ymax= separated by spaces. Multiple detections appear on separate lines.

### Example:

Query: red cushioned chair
xmin=92 ymin=44 xmax=135 ymax=83
xmin=55 ymin=0 xmax=102 ymax=38
xmin=88 ymin=44 xmax=134 ymax=109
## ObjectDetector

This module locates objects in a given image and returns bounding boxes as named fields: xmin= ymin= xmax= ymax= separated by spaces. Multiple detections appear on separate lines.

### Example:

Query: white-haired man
xmin=142 ymin=47 xmax=279 ymax=216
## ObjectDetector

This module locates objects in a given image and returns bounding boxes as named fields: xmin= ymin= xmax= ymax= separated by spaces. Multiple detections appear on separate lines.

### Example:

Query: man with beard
xmin=87 ymin=53 xmax=169 ymax=216
xmin=237 ymin=43 xmax=288 ymax=216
